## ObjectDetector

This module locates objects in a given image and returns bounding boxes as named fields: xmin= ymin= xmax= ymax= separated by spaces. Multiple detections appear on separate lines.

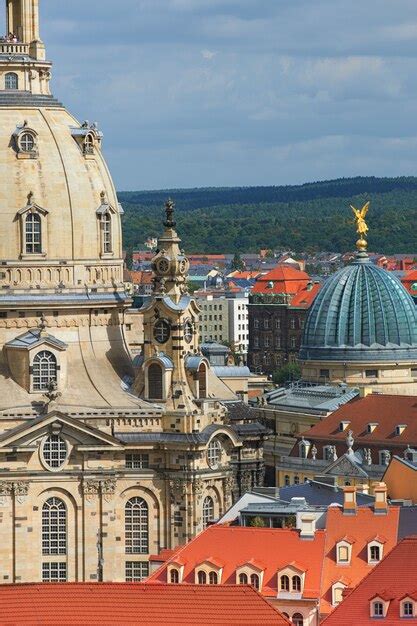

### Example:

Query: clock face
xmin=184 ymin=320 xmax=193 ymax=343
xmin=157 ymin=258 xmax=170 ymax=274
xmin=179 ymin=258 xmax=188 ymax=274
xmin=154 ymin=319 xmax=170 ymax=343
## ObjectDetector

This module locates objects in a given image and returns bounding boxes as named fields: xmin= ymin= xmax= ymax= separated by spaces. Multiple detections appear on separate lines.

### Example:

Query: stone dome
xmin=300 ymin=254 xmax=417 ymax=362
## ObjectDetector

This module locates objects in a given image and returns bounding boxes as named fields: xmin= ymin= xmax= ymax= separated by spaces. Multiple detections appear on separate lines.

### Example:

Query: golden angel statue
xmin=350 ymin=201 xmax=370 ymax=238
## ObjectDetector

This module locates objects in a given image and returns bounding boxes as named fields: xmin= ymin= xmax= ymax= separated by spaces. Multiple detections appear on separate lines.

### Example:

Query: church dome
xmin=300 ymin=254 xmax=417 ymax=362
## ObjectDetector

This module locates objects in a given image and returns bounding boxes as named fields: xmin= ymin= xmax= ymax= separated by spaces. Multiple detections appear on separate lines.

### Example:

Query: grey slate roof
xmin=263 ymin=383 xmax=358 ymax=414
xmin=5 ymin=329 xmax=67 ymax=351
xmin=213 ymin=366 xmax=252 ymax=378
xmin=0 ymin=292 xmax=129 ymax=306
xmin=0 ymin=92 xmax=63 ymax=108
xmin=278 ymin=480 xmax=375 ymax=507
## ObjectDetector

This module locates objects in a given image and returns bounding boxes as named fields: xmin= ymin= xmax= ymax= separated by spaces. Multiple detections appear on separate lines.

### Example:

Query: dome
xmin=300 ymin=254 xmax=417 ymax=362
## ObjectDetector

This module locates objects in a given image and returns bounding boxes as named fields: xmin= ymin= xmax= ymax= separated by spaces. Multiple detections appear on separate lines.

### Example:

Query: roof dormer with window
xmin=367 ymin=537 xmax=385 ymax=565
xmin=369 ymin=594 xmax=391 ymax=618
xmin=336 ymin=538 xmax=354 ymax=565
xmin=400 ymin=595 xmax=416 ymax=618
xmin=236 ymin=560 xmax=265 ymax=591
xmin=195 ymin=558 xmax=223 ymax=585
xmin=277 ymin=563 xmax=306 ymax=599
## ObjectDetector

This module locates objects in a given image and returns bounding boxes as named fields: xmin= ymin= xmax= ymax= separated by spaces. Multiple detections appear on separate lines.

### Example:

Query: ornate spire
xmin=164 ymin=198 xmax=176 ymax=229
xmin=350 ymin=201 xmax=370 ymax=253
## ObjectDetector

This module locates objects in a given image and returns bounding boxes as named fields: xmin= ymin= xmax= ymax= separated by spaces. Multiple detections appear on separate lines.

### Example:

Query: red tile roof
xmin=129 ymin=270 xmax=153 ymax=285
xmin=0 ymin=582 xmax=290 ymax=625
xmin=252 ymin=265 xmax=311 ymax=295
xmin=322 ymin=536 xmax=417 ymax=625
xmin=148 ymin=525 xmax=326 ymax=599
xmin=298 ymin=394 xmax=417 ymax=446
xmin=289 ymin=282 xmax=321 ymax=308
xmin=320 ymin=505 xmax=400 ymax=615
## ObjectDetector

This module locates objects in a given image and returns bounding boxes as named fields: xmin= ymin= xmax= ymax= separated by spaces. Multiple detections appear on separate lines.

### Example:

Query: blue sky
xmin=20 ymin=1 xmax=417 ymax=189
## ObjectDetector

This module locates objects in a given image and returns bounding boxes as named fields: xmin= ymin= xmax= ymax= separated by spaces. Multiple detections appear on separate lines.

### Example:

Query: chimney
xmin=299 ymin=513 xmax=317 ymax=539
xmin=373 ymin=482 xmax=388 ymax=515
xmin=343 ymin=486 xmax=357 ymax=515
xmin=359 ymin=386 xmax=372 ymax=398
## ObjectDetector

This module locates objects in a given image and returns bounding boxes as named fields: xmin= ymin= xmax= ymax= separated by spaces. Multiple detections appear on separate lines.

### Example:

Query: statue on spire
xmin=164 ymin=198 xmax=176 ymax=229
xmin=350 ymin=201 xmax=370 ymax=252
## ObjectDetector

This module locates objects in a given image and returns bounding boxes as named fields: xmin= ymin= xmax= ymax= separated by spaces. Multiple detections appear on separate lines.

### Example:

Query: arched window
xmin=250 ymin=573 xmax=260 ymax=590
xmin=198 ymin=363 xmax=207 ymax=398
xmin=292 ymin=575 xmax=301 ymax=592
xmin=33 ymin=351 xmax=57 ymax=391
xmin=238 ymin=572 xmax=248 ymax=584
xmin=403 ymin=601 xmax=414 ymax=617
xmin=202 ymin=496 xmax=214 ymax=528
xmin=42 ymin=497 xmax=67 ymax=555
xmin=280 ymin=575 xmax=290 ymax=592
xmin=102 ymin=213 xmax=112 ymax=254
xmin=209 ymin=571 xmax=218 ymax=585
xmin=42 ymin=435 xmax=67 ymax=470
xmin=337 ymin=545 xmax=349 ymax=563
xmin=207 ymin=439 xmax=222 ymax=469
xmin=148 ymin=363 xmax=163 ymax=400
xmin=294 ymin=475 xmax=300 ymax=485
xmin=284 ymin=475 xmax=290 ymax=486
xmin=20 ymin=132 xmax=36 ymax=152
xmin=5 ymin=72 xmax=18 ymax=90
xmin=84 ymin=133 xmax=95 ymax=155
xmin=370 ymin=545 xmax=381 ymax=562
xmin=292 ymin=613 xmax=304 ymax=626
xmin=125 ymin=497 xmax=148 ymax=554
xmin=25 ymin=213 xmax=42 ymax=254
xmin=197 ymin=570 xmax=206 ymax=584
xmin=170 ymin=569 xmax=179 ymax=584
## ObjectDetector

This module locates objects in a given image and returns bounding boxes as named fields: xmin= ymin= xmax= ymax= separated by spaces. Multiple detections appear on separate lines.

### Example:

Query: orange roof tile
xmin=322 ymin=537 xmax=417 ymax=625
xmin=320 ymin=506 xmax=400 ymax=615
xmin=148 ymin=525 xmax=326 ymax=599
xmin=0 ymin=583 xmax=290 ymax=625
xmin=298 ymin=394 xmax=417 ymax=446
xmin=252 ymin=265 xmax=311 ymax=295
xmin=289 ymin=282 xmax=321 ymax=308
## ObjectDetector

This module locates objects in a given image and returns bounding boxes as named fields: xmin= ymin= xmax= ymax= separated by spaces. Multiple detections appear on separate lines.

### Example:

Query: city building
xmin=0 ymin=2 xmax=266 ymax=585
xmin=0 ymin=582 xmax=291 ymax=626
xmin=254 ymin=382 xmax=358 ymax=482
xmin=198 ymin=293 xmax=230 ymax=345
xmin=322 ymin=536 xmax=417 ymax=625
xmin=402 ymin=269 xmax=417 ymax=303
xmin=383 ymin=453 xmax=417 ymax=504
xmin=300 ymin=220 xmax=417 ymax=394
xmin=248 ymin=265 xmax=320 ymax=375
xmin=277 ymin=393 xmax=417 ymax=490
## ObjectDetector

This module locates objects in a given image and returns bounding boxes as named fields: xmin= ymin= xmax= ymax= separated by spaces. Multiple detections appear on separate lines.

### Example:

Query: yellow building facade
xmin=0 ymin=1 xmax=266 ymax=584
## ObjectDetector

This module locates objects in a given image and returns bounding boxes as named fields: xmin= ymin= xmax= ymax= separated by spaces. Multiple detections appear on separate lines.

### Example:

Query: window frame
xmin=41 ymin=497 xmax=67 ymax=560
xmin=5 ymin=72 xmax=18 ymax=90
xmin=202 ymin=495 xmax=215 ymax=529
xmin=32 ymin=350 xmax=58 ymax=393
xmin=125 ymin=497 xmax=149 ymax=555
xmin=25 ymin=212 xmax=42 ymax=254
xmin=125 ymin=560 xmax=149 ymax=582
xmin=41 ymin=435 xmax=69 ymax=472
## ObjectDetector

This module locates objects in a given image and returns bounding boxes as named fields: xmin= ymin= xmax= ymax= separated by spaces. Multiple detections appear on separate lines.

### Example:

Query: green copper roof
xmin=300 ymin=254 xmax=417 ymax=362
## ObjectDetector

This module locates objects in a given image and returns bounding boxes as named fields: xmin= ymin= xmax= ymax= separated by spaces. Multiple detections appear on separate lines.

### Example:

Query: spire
xmin=151 ymin=199 xmax=190 ymax=303
xmin=350 ymin=201 xmax=370 ymax=255
xmin=5 ymin=0 xmax=45 ymax=60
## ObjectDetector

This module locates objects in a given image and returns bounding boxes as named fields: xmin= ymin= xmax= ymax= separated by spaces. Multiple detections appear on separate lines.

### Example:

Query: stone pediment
xmin=5 ymin=329 xmax=67 ymax=352
xmin=0 ymin=410 xmax=123 ymax=451
xmin=323 ymin=453 xmax=369 ymax=478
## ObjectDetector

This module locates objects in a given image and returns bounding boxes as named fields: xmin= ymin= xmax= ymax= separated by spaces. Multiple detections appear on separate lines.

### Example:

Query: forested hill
xmin=119 ymin=176 xmax=417 ymax=254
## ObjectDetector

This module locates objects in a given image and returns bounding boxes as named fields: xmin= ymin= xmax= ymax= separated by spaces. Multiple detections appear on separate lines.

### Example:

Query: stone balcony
xmin=0 ymin=41 xmax=29 ymax=55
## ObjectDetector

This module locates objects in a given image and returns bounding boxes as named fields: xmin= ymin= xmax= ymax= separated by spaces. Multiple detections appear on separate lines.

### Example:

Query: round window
xmin=20 ymin=132 xmax=35 ymax=153
xmin=207 ymin=439 xmax=222 ymax=469
xmin=42 ymin=435 xmax=68 ymax=470
xmin=154 ymin=319 xmax=171 ymax=344
xmin=184 ymin=320 xmax=193 ymax=343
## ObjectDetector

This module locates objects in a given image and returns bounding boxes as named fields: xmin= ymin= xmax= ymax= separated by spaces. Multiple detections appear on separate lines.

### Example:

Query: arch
xmin=280 ymin=574 xmax=290 ymax=592
xmin=41 ymin=496 xmax=68 ymax=582
xmin=198 ymin=362 xmax=207 ymax=398
xmin=209 ymin=571 xmax=218 ymax=585
xmin=148 ymin=363 xmax=163 ymax=400
xmin=170 ymin=568 xmax=179 ymax=584
xmin=32 ymin=350 xmax=57 ymax=391
xmin=250 ymin=573 xmax=260 ymax=590
xmin=238 ymin=572 xmax=248 ymax=584
xmin=197 ymin=570 xmax=207 ymax=584
xmin=101 ymin=212 xmax=112 ymax=254
xmin=292 ymin=614 xmax=304 ymax=626
xmin=84 ymin=133 xmax=95 ymax=155
xmin=202 ymin=495 xmax=214 ymax=529
xmin=125 ymin=497 xmax=148 ymax=554
xmin=25 ymin=213 xmax=42 ymax=254
xmin=292 ymin=575 xmax=301 ymax=592
xmin=5 ymin=72 xmax=18 ymax=89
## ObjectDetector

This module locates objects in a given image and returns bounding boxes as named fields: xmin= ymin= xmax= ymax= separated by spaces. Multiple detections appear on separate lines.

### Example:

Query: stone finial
xmin=311 ymin=444 xmax=317 ymax=461
xmin=27 ymin=191 xmax=34 ymax=206
xmin=164 ymin=198 xmax=176 ymax=228
xmin=39 ymin=312 xmax=47 ymax=335
xmin=346 ymin=429 xmax=354 ymax=454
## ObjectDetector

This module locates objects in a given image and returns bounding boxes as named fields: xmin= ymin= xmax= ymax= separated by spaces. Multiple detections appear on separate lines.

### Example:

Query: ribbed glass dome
xmin=300 ymin=254 xmax=417 ymax=362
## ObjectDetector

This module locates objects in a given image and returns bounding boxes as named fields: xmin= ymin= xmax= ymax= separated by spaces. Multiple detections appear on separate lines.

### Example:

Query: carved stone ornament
xmin=0 ymin=482 xmax=13 ymax=497
xmin=169 ymin=478 xmax=187 ymax=504
xmin=100 ymin=478 xmax=117 ymax=502
xmin=193 ymin=478 xmax=205 ymax=502
xmin=224 ymin=475 xmax=236 ymax=495
xmin=13 ymin=481 xmax=29 ymax=504
xmin=82 ymin=479 xmax=100 ymax=503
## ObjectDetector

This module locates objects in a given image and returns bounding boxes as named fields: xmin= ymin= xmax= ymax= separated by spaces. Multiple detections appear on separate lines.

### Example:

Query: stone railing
xmin=0 ymin=42 xmax=29 ymax=55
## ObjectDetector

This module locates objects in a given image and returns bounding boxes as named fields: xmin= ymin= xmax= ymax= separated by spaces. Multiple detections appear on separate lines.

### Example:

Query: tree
xmin=272 ymin=363 xmax=301 ymax=386
xmin=231 ymin=252 xmax=245 ymax=271
xmin=124 ymin=247 xmax=134 ymax=270
xmin=249 ymin=516 xmax=266 ymax=528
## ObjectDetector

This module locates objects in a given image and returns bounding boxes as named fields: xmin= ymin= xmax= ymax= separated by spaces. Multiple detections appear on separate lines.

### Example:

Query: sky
xmin=14 ymin=1 xmax=417 ymax=189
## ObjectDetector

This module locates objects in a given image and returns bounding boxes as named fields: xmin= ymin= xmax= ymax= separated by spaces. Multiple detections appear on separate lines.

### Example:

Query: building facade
xmin=0 ymin=2 xmax=266 ymax=585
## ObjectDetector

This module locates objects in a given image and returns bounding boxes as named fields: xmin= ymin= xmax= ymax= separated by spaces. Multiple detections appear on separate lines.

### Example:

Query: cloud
xmin=37 ymin=0 xmax=417 ymax=189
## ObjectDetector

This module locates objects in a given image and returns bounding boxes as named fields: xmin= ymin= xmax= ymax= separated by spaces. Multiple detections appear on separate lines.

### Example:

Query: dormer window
xmin=197 ymin=570 xmax=206 ymax=584
xmin=280 ymin=575 xmax=290 ymax=592
xmin=96 ymin=191 xmax=117 ymax=257
xmin=102 ymin=213 xmax=112 ymax=254
xmin=17 ymin=193 xmax=48 ymax=258
xmin=401 ymin=599 xmax=415 ymax=618
xmin=250 ymin=573 xmax=260 ymax=590
xmin=332 ymin=582 xmax=347 ymax=606
xmin=336 ymin=540 xmax=352 ymax=564
xmin=292 ymin=575 xmax=301 ymax=592
xmin=71 ymin=121 xmax=103 ymax=157
xmin=33 ymin=350 xmax=57 ymax=392
xmin=209 ymin=571 xmax=218 ymax=585
xmin=379 ymin=450 xmax=391 ymax=466
xmin=170 ymin=569 xmax=179 ymax=584
xmin=238 ymin=573 xmax=248 ymax=584
xmin=372 ymin=601 xmax=384 ymax=617
xmin=84 ymin=133 xmax=95 ymax=155
xmin=339 ymin=420 xmax=350 ymax=432
xmin=5 ymin=72 xmax=18 ymax=89
xmin=396 ymin=424 xmax=407 ymax=436
xmin=26 ymin=213 xmax=42 ymax=254
xmin=13 ymin=123 xmax=38 ymax=158
xmin=367 ymin=422 xmax=378 ymax=433
xmin=368 ymin=541 xmax=384 ymax=564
